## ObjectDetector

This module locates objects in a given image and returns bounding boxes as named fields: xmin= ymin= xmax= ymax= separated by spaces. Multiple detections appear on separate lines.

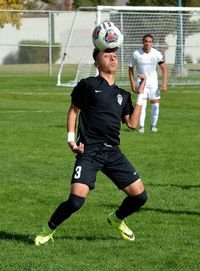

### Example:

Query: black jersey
xmin=71 ymin=75 xmax=134 ymax=146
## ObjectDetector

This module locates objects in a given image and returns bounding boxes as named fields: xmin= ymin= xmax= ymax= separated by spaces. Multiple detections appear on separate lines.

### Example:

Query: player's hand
xmin=68 ymin=142 xmax=84 ymax=154
xmin=136 ymin=74 xmax=146 ymax=94
xmin=161 ymin=83 xmax=167 ymax=92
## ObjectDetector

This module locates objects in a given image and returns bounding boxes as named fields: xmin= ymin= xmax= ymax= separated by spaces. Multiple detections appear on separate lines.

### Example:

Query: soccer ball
xmin=92 ymin=21 xmax=124 ymax=51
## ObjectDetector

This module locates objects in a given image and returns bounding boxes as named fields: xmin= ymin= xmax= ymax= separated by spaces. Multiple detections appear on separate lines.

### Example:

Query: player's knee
xmin=128 ymin=190 xmax=147 ymax=210
xmin=152 ymin=103 xmax=159 ymax=114
xmin=116 ymin=190 xmax=147 ymax=219
xmin=135 ymin=190 xmax=148 ymax=207
xmin=67 ymin=193 xmax=85 ymax=212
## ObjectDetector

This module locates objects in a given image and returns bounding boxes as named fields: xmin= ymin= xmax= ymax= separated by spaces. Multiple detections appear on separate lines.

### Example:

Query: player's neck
xmin=143 ymin=47 xmax=151 ymax=53
xmin=99 ymin=72 xmax=115 ymax=86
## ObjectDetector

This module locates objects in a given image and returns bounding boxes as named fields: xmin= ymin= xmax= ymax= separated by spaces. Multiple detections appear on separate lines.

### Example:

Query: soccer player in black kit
xmin=35 ymin=49 xmax=147 ymax=246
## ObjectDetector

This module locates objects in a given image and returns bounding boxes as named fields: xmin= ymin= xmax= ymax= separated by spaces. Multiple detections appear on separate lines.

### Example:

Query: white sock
xmin=139 ymin=98 xmax=147 ymax=127
xmin=151 ymin=103 xmax=159 ymax=127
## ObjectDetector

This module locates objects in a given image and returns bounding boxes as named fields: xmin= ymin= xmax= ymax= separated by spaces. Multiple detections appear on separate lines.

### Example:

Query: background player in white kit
xmin=128 ymin=34 xmax=167 ymax=133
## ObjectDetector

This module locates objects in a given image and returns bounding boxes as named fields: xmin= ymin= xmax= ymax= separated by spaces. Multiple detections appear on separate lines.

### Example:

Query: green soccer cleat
xmin=35 ymin=224 xmax=55 ymax=246
xmin=107 ymin=212 xmax=135 ymax=241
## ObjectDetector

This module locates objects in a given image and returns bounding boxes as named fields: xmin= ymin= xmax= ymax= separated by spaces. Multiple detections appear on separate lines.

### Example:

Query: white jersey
xmin=128 ymin=47 xmax=164 ymax=88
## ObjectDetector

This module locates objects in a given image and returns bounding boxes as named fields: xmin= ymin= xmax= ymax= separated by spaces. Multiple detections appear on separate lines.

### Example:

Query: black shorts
xmin=71 ymin=144 xmax=140 ymax=190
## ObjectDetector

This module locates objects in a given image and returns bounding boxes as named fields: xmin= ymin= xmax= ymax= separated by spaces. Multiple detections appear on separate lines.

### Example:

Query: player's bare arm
xmin=124 ymin=75 xmax=146 ymax=129
xmin=159 ymin=62 xmax=167 ymax=92
xmin=128 ymin=67 xmax=136 ymax=93
xmin=67 ymin=103 xmax=84 ymax=154
xmin=124 ymin=104 xmax=142 ymax=129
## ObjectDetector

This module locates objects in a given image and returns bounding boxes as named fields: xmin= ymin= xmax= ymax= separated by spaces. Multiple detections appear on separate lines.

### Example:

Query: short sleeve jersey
xmin=128 ymin=48 xmax=164 ymax=87
xmin=71 ymin=75 xmax=134 ymax=146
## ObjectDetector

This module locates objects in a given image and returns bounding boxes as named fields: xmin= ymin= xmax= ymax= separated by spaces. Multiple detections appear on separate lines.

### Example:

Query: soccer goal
xmin=57 ymin=6 xmax=200 ymax=87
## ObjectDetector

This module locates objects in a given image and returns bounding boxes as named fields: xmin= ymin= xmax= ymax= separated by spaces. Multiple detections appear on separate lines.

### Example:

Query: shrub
xmin=17 ymin=40 xmax=61 ymax=64
xmin=185 ymin=54 xmax=193 ymax=64
xmin=2 ymin=52 xmax=19 ymax=64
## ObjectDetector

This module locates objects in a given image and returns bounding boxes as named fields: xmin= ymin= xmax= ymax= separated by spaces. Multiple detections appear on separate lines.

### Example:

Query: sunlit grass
xmin=0 ymin=76 xmax=199 ymax=271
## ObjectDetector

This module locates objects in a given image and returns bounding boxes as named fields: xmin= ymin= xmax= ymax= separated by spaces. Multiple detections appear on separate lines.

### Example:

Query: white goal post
xmin=57 ymin=6 xmax=200 ymax=87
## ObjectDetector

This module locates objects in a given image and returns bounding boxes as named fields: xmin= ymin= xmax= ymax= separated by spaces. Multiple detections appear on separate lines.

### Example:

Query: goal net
xmin=57 ymin=6 xmax=200 ymax=87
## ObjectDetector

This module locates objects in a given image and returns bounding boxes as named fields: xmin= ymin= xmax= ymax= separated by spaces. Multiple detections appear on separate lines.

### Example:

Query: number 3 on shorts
xmin=74 ymin=166 xmax=82 ymax=179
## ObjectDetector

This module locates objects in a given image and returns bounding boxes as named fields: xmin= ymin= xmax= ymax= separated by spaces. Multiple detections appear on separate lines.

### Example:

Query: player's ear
xmin=94 ymin=61 xmax=99 ymax=68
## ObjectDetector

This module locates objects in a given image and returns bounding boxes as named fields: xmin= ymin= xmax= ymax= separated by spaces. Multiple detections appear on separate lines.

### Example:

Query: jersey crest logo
xmin=117 ymin=94 xmax=123 ymax=105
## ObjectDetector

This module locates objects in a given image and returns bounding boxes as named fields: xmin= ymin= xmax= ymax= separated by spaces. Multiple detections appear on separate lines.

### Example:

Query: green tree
xmin=28 ymin=0 xmax=117 ymax=10
xmin=127 ymin=0 xmax=199 ymax=6
xmin=73 ymin=0 xmax=117 ymax=8
xmin=0 ymin=0 xmax=62 ymax=29
xmin=0 ymin=0 xmax=27 ymax=29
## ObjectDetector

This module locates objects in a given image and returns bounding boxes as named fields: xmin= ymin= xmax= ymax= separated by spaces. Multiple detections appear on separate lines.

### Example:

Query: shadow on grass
xmin=0 ymin=230 xmax=118 ymax=244
xmin=102 ymin=204 xmax=200 ymax=216
xmin=59 ymin=235 xmax=118 ymax=241
xmin=143 ymin=207 xmax=200 ymax=216
xmin=0 ymin=231 xmax=33 ymax=245
xmin=147 ymin=182 xmax=200 ymax=190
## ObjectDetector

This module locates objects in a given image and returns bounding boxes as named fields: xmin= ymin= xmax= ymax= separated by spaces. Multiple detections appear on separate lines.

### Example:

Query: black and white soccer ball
xmin=92 ymin=21 xmax=124 ymax=51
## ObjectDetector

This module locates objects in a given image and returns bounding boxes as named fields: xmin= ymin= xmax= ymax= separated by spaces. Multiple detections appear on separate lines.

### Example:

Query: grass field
xmin=0 ymin=75 xmax=200 ymax=271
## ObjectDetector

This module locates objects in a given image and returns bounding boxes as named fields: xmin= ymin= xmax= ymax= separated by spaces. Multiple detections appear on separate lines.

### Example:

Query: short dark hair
xmin=93 ymin=48 xmax=100 ymax=61
xmin=143 ymin=34 xmax=154 ymax=42
xmin=93 ymin=47 xmax=118 ymax=61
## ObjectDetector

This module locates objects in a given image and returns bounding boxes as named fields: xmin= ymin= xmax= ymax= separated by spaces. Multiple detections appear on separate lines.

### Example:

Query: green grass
xmin=0 ymin=75 xmax=200 ymax=271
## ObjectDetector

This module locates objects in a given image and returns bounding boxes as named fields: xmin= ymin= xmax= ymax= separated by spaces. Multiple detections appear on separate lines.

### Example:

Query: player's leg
xmin=108 ymin=179 xmax=147 ymax=241
xmin=150 ymin=100 xmax=160 ymax=132
xmin=137 ymin=89 xmax=148 ymax=133
xmin=150 ymin=87 xmax=161 ymax=132
xmin=138 ymin=98 xmax=147 ymax=133
xmin=117 ymin=179 xmax=147 ymax=218
xmin=104 ymin=149 xmax=147 ymax=241
xmin=48 ymin=183 xmax=89 ymax=230
xmin=35 ymin=153 xmax=100 ymax=246
xmin=35 ymin=183 xmax=89 ymax=246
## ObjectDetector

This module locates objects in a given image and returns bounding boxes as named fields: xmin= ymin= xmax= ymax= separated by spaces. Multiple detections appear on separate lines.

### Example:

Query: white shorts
xmin=143 ymin=86 xmax=161 ymax=100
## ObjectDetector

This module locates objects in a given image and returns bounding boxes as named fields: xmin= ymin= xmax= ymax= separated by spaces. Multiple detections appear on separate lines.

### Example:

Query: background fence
xmin=0 ymin=10 xmax=96 ymax=77
xmin=0 ymin=8 xmax=200 ymax=85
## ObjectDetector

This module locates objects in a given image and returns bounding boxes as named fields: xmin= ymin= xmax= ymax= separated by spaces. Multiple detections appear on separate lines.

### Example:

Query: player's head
xmin=93 ymin=48 xmax=100 ymax=61
xmin=143 ymin=34 xmax=154 ymax=43
xmin=93 ymin=48 xmax=118 ymax=61
xmin=142 ymin=34 xmax=154 ymax=52
xmin=93 ymin=48 xmax=118 ymax=74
